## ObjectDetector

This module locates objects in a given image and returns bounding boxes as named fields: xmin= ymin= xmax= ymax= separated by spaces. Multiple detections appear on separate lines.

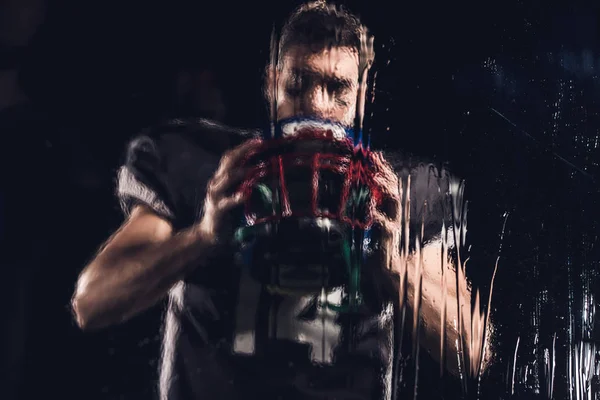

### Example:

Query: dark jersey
xmin=117 ymin=118 xmax=463 ymax=400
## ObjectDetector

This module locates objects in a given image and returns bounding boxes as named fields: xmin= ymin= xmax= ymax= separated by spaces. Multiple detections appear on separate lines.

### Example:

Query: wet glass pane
xmin=2 ymin=2 xmax=599 ymax=400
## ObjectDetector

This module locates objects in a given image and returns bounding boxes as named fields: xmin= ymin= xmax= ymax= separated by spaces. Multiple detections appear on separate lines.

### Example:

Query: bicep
xmin=96 ymin=204 xmax=173 ymax=261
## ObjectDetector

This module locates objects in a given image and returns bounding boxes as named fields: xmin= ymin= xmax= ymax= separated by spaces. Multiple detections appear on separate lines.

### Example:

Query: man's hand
xmin=368 ymin=152 xmax=485 ymax=377
xmin=73 ymin=138 xmax=263 ymax=331
xmin=199 ymin=138 xmax=263 ymax=241
xmin=369 ymin=151 xmax=403 ymax=271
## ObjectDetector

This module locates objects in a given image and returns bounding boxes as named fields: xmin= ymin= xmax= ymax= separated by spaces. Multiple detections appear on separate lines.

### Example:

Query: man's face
xmin=271 ymin=45 xmax=360 ymax=127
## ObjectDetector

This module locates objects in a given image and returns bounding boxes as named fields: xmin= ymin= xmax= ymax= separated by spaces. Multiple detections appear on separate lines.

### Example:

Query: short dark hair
xmin=278 ymin=2 xmax=365 ymax=56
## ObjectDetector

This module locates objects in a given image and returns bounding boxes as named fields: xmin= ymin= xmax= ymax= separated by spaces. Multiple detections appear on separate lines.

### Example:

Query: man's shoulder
xmin=127 ymin=118 xmax=261 ymax=162
xmin=379 ymin=149 xmax=464 ymax=243
xmin=379 ymin=149 xmax=461 ymax=186
xmin=118 ymin=119 xmax=261 ymax=226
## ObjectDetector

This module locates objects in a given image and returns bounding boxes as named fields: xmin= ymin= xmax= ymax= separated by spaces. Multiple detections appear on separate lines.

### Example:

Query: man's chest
xmin=183 ymin=267 xmax=395 ymax=367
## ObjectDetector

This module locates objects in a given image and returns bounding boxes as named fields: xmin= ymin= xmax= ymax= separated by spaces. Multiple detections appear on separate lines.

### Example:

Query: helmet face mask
xmin=234 ymin=118 xmax=379 ymax=307
xmin=240 ymin=118 xmax=376 ymax=225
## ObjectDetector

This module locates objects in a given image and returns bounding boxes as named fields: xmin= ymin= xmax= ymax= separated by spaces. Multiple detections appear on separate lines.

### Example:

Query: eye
xmin=286 ymin=75 xmax=304 ymax=94
xmin=333 ymin=87 xmax=352 ymax=106
xmin=335 ymin=97 xmax=350 ymax=107
xmin=291 ymin=74 xmax=302 ymax=87
xmin=328 ymin=81 xmax=353 ymax=104
xmin=328 ymin=81 xmax=346 ymax=95
xmin=285 ymin=86 xmax=302 ymax=97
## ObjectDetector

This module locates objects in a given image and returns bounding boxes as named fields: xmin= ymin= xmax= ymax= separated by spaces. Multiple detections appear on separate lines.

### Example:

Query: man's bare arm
xmin=371 ymin=153 xmax=492 ymax=377
xmin=72 ymin=138 xmax=260 ymax=331
xmin=71 ymin=204 xmax=217 ymax=331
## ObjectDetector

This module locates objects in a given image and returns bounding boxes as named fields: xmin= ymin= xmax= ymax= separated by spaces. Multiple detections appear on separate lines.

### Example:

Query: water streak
xmin=449 ymin=180 xmax=468 ymax=395
xmin=354 ymin=27 xmax=375 ymax=136
xmin=412 ymin=204 xmax=426 ymax=400
xmin=440 ymin=220 xmax=448 ymax=378
xmin=568 ymin=257 xmax=575 ymax=400
xmin=568 ymin=267 xmax=598 ymax=400
xmin=512 ymin=336 xmax=521 ymax=395
xmin=268 ymin=26 xmax=279 ymax=138
xmin=398 ymin=174 xmax=411 ymax=343
xmin=474 ymin=212 xmax=509 ymax=396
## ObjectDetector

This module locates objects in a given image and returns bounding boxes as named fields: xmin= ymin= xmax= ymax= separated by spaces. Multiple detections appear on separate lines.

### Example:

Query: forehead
xmin=279 ymin=45 xmax=359 ymax=80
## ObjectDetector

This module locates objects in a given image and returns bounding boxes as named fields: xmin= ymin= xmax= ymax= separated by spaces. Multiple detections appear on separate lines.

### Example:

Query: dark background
xmin=2 ymin=1 xmax=600 ymax=399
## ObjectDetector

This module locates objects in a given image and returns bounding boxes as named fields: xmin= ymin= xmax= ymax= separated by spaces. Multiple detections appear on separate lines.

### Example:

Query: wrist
xmin=183 ymin=224 xmax=221 ymax=274
xmin=194 ymin=223 xmax=219 ymax=246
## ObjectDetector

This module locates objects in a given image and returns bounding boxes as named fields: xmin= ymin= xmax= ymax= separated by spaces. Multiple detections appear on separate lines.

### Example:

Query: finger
xmin=375 ymin=191 xmax=401 ymax=221
xmin=370 ymin=153 xmax=400 ymax=195
xmin=371 ymin=211 xmax=392 ymax=243
xmin=373 ymin=174 xmax=400 ymax=199
xmin=217 ymin=138 xmax=263 ymax=176
xmin=201 ymin=191 xmax=246 ymax=233
xmin=373 ymin=160 xmax=399 ymax=184
xmin=371 ymin=173 xmax=401 ymax=218
xmin=372 ymin=209 xmax=402 ymax=234
xmin=371 ymin=209 xmax=389 ymax=229
xmin=216 ymin=191 xmax=247 ymax=212
xmin=371 ymin=210 xmax=402 ymax=270
xmin=208 ymin=166 xmax=251 ymax=199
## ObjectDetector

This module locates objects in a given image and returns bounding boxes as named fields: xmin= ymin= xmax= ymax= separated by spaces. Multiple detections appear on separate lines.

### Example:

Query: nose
xmin=300 ymin=86 xmax=333 ymax=119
